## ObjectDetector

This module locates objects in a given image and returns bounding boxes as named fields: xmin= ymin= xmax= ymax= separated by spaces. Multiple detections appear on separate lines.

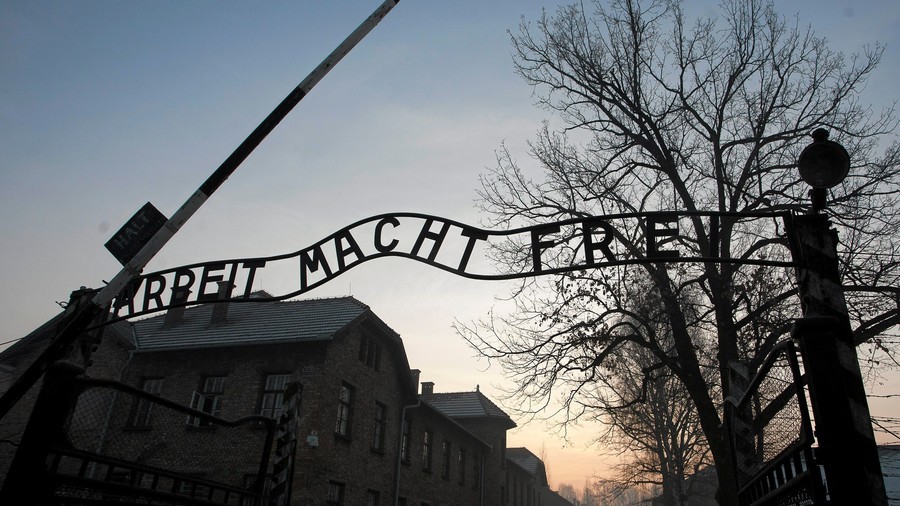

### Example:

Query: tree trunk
xmin=657 ymin=270 xmax=739 ymax=505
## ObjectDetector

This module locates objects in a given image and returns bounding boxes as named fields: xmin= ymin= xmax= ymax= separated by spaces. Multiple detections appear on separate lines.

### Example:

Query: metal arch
xmin=97 ymin=210 xmax=798 ymax=326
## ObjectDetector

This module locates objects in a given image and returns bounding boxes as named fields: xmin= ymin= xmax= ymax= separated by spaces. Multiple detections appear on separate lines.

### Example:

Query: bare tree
xmin=558 ymin=482 xmax=578 ymax=503
xmin=457 ymin=0 xmax=899 ymax=503
xmin=592 ymin=349 xmax=712 ymax=505
xmin=574 ymin=271 xmax=712 ymax=505
xmin=581 ymin=478 xmax=600 ymax=506
xmin=594 ymin=479 xmax=657 ymax=506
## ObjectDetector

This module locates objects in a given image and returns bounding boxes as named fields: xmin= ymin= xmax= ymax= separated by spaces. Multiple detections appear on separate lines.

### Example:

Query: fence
xmin=1 ymin=362 xmax=276 ymax=505
xmin=726 ymin=340 xmax=827 ymax=506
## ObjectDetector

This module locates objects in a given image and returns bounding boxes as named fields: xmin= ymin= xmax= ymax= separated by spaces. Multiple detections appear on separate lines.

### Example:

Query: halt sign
xmin=105 ymin=202 xmax=168 ymax=266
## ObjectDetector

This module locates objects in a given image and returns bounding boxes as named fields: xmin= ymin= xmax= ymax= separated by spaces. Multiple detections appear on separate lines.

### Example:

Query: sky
xmin=2 ymin=0 xmax=899 ymax=491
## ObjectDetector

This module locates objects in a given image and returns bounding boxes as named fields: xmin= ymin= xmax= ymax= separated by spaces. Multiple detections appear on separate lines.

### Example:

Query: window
xmin=335 ymin=382 xmax=354 ymax=438
xmin=365 ymin=490 xmax=380 ymax=506
xmin=177 ymin=480 xmax=195 ymax=496
xmin=326 ymin=481 xmax=344 ymax=505
xmin=372 ymin=402 xmax=387 ymax=451
xmin=422 ymin=430 xmax=433 ymax=471
xmin=400 ymin=419 xmax=412 ymax=463
xmin=358 ymin=335 xmax=382 ymax=370
xmin=441 ymin=440 xmax=451 ymax=479
xmin=259 ymin=374 xmax=290 ymax=418
xmin=129 ymin=377 xmax=163 ymax=427
xmin=136 ymin=472 xmax=156 ymax=490
xmin=187 ymin=376 xmax=225 ymax=426
xmin=458 ymin=448 xmax=466 ymax=485
xmin=110 ymin=470 xmax=133 ymax=484
xmin=177 ymin=476 xmax=209 ymax=499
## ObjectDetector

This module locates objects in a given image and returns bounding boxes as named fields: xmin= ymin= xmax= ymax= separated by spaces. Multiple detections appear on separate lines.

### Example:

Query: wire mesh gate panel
xmin=2 ymin=364 xmax=276 ymax=505
xmin=727 ymin=341 xmax=827 ymax=506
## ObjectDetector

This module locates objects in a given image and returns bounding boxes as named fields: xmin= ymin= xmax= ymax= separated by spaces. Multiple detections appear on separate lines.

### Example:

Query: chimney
xmin=163 ymin=288 xmax=191 ymax=327
xmin=410 ymin=369 xmax=421 ymax=394
xmin=421 ymin=381 xmax=434 ymax=396
xmin=210 ymin=281 xmax=235 ymax=325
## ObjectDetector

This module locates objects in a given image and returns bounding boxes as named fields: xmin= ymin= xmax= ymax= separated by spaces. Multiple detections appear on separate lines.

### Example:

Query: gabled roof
xmin=508 ymin=447 xmax=549 ymax=486
xmin=423 ymin=390 xmax=516 ymax=429
xmin=132 ymin=296 xmax=374 ymax=351
xmin=415 ymin=401 xmax=492 ymax=451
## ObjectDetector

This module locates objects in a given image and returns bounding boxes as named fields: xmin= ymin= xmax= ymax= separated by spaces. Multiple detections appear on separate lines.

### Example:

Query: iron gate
xmin=726 ymin=340 xmax=828 ymax=505
xmin=1 ymin=362 xmax=276 ymax=505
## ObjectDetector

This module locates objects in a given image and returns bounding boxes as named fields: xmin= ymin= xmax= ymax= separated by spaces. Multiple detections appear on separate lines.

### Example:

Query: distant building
xmin=421 ymin=384 xmax=516 ymax=504
xmin=507 ymin=447 xmax=574 ymax=506
xmin=0 ymin=293 xmax=562 ymax=506
xmin=878 ymin=445 xmax=900 ymax=505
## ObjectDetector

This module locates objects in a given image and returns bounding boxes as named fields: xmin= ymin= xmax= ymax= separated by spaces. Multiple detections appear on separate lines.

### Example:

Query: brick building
xmin=421 ymin=385 xmax=517 ymax=504
xmin=0 ymin=294 xmax=560 ymax=506
xmin=507 ymin=447 xmax=574 ymax=506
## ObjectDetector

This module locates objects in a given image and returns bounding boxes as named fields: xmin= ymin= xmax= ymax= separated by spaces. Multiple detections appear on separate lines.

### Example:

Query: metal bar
xmin=0 ymin=0 xmax=400 ymax=421
xmin=784 ymin=341 xmax=815 ymax=445
xmin=93 ymin=0 xmax=402 ymax=308
xmin=92 ymin=210 xmax=797 ymax=275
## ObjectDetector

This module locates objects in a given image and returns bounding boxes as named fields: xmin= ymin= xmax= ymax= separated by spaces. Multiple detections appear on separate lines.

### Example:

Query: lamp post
xmin=790 ymin=129 xmax=887 ymax=505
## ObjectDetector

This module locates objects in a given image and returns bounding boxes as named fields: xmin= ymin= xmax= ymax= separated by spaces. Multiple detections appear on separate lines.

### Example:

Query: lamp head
xmin=797 ymin=129 xmax=850 ymax=189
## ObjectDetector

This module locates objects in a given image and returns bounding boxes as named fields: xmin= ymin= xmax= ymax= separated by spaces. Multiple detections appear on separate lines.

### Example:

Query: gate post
xmin=790 ymin=213 xmax=887 ymax=505
xmin=0 ymin=361 xmax=84 ymax=503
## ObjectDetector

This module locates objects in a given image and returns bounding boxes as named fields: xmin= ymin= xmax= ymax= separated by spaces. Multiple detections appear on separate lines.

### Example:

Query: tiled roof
xmin=132 ymin=296 xmax=371 ymax=351
xmin=508 ymin=447 xmax=550 ymax=487
xmin=416 ymin=401 xmax=492 ymax=450
xmin=423 ymin=390 xmax=516 ymax=428
xmin=508 ymin=447 xmax=540 ymax=475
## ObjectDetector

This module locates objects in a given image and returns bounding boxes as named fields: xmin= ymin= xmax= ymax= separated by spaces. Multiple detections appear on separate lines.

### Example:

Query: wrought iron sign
xmin=109 ymin=210 xmax=794 ymax=322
